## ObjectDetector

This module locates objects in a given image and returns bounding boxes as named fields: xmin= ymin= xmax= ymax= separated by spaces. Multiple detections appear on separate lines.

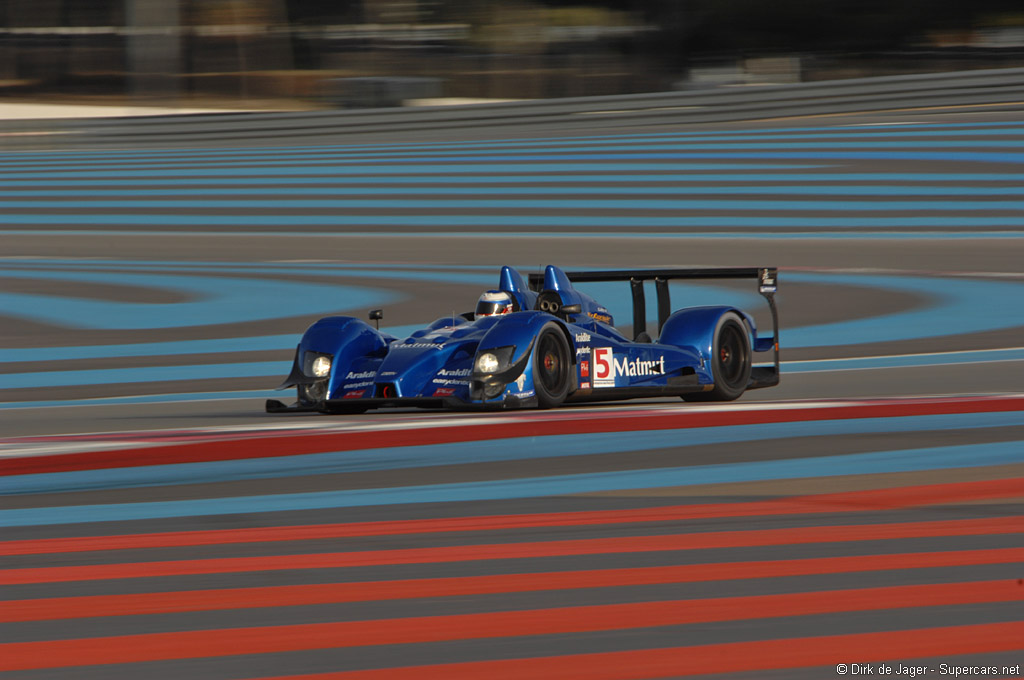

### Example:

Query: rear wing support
xmin=529 ymin=267 xmax=780 ymax=388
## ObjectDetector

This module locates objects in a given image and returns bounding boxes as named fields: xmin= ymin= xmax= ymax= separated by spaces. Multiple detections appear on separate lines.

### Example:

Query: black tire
xmin=683 ymin=312 xmax=751 ymax=402
xmin=532 ymin=323 xmax=572 ymax=408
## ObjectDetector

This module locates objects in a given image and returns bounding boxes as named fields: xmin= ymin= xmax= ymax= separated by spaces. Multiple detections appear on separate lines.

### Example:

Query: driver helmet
xmin=475 ymin=290 xmax=516 ymax=319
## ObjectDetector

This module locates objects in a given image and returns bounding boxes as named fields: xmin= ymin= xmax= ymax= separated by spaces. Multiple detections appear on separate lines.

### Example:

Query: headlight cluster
xmin=303 ymin=351 xmax=333 ymax=378
xmin=475 ymin=352 xmax=500 ymax=374
xmin=474 ymin=345 xmax=517 ymax=400
xmin=474 ymin=346 xmax=515 ymax=375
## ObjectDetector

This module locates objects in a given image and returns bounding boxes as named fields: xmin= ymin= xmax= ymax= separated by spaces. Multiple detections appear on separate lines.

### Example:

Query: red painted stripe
xmin=4 ymin=547 xmax=1022 ymax=624
xmin=238 ymin=620 xmax=1024 ymax=680
xmin=4 ymin=395 xmax=1023 ymax=475
xmin=2 ymin=579 xmax=1021 ymax=672
xmin=2 ymin=516 xmax=1020 ymax=586
xmin=5 ymin=476 xmax=1022 ymax=557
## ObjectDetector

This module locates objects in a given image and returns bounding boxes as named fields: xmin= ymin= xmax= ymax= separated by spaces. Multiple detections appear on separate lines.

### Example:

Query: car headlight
xmin=474 ymin=346 xmax=515 ymax=375
xmin=476 ymin=352 xmax=500 ymax=374
xmin=303 ymin=351 xmax=333 ymax=378
xmin=311 ymin=355 xmax=332 ymax=378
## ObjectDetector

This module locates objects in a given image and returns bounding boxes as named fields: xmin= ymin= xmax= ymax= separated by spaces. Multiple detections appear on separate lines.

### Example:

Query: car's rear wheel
xmin=683 ymin=312 xmax=751 ymax=402
xmin=533 ymin=323 xmax=571 ymax=408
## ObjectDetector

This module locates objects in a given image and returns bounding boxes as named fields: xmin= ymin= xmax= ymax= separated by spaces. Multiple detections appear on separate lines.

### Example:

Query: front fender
xmin=478 ymin=311 xmax=568 ymax=370
xmin=277 ymin=316 xmax=389 ymax=391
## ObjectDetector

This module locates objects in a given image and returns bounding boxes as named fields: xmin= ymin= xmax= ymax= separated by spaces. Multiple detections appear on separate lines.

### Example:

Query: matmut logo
xmin=593 ymin=347 xmax=665 ymax=387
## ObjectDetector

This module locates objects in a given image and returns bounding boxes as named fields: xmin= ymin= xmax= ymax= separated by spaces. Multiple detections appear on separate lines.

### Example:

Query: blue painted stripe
xmin=3 ymin=185 xmax=1024 ymax=197
xmin=646 ymin=151 xmax=1024 ymax=163
xmin=0 ymin=163 xmax=815 ymax=178
xmin=4 ymin=154 xmax=838 ymax=171
xmin=4 ymin=412 xmax=1022 ymax=496
xmin=2 ymin=438 xmax=1021 ymax=526
xmin=0 ymin=270 xmax=403 ymax=330
xmin=0 ymin=361 xmax=284 ymax=389
xmin=3 ymin=147 xmax=1024 ymax=172
xmin=786 ymin=349 xmax=1024 ymax=372
xmin=3 ymin=229 xmax=1022 ymax=240
xmin=2 ymin=150 xmax=991 ymax=166
xmin=4 ymin=198 xmax=1021 ymax=211
xmin=0 ymin=335 xmax=297 ymax=363
xmin=4 ymin=215 xmax=1024 ymax=227
xmin=0 ymin=326 xmax=422 ymax=371
xmin=1 ymin=264 xmax=496 ymax=281
xmin=0 ymin=389 xmax=278 ymax=410
xmin=0 ymin=173 xmax=1021 ymax=186
xmin=1 ymin=260 xmax=500 ymax=271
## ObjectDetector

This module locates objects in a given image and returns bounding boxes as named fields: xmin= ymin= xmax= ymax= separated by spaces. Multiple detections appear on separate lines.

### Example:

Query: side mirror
xmin=561 ymin=304 xmax=582 ymax=316
xmin=368 ymin=309 xmax=383 ymax=329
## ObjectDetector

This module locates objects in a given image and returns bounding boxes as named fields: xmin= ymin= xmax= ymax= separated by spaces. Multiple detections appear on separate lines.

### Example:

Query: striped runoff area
xmin=4 ymin=258 xmax=1024 ymax=407
xmin=2 ymin=397 xmax=1023 ymax=679
xmin=3 ymin=120 xmax=1024 ymax=237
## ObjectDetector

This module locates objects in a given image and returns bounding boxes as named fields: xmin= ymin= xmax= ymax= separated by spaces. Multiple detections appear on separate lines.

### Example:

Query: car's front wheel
xmin=532 ymin=323 xmax=572 ymax=408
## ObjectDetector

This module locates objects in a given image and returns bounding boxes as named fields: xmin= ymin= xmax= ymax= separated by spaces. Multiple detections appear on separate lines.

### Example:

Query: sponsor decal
xmin=515 ymin=374 xmax=527 ymax=392
xmin=588 ymin=312 xmax=612 ymax=324
xmin=345 ymin=371 xmax=375 ymax=380
xmin=580 ymin=381 xmax=591 ymax=389
xmin=580 ymin=359 xmax=589 ymax=378
xmin=593 ymin=347 xmax=665 ymax=387
xmin=380 ymin=371 xmax=397 ymax=376
xmin=343 ymin=390 xmax=366 ymax=399
xmin=593 ymin=347 xmax=614 ymax=387
xmin=395 ymin=342 xmax=443 ymax=350
xmin=433 ymin=387 xmax=456 ymax=397
xmin=432 ymin=378 xmax=469 ymax=387
xmin=574 ymin=332 xmax=591 ymax=343
xmin=343 ymin=380 xmax=374 ymax=389
xmin=437 ymin=368 xmax=471 ymax=377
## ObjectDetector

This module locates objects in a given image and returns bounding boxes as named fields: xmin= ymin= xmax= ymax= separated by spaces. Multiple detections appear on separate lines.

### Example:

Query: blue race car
xmin=266 ymin=265 xmax=779 ymax=413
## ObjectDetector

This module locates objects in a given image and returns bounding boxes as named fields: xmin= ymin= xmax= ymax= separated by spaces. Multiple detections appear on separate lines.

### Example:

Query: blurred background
xmin=3 ymin=0 xmax=1024 ymax=110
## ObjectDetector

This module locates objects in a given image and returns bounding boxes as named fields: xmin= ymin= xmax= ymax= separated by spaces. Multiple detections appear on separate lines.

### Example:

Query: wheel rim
xmin=718 ymin=323 xmax=747 ymax=386
xmin=537 ymin=332 xmax=568 ymax=394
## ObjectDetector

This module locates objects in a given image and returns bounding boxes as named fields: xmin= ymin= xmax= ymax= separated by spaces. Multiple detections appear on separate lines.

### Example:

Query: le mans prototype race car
xmin=266 ymin=265 xmax=779 ymax=413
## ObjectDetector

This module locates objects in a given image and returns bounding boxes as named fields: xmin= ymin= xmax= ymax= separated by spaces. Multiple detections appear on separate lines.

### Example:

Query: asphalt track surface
xmin=1 ymin=103 xmax=1023 ymax=678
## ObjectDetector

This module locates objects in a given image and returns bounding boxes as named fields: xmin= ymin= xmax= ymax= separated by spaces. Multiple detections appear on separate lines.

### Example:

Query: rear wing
xmin=529 ymin=267 xmax=779 ymax=387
